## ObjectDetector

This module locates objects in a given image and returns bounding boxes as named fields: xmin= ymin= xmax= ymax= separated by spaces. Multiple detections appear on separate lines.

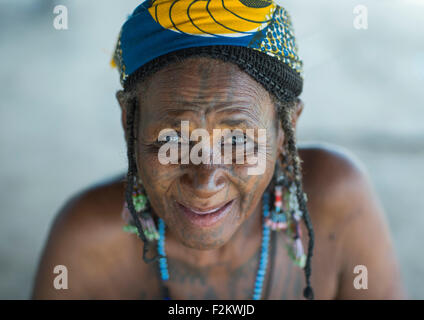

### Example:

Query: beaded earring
xmin=123 ymin=178 xmax=159 ymax=242
xmin=265 ymin=161 xmax=288 ymax=231
xmin=266 ymin=154 xmax=307 ymax=269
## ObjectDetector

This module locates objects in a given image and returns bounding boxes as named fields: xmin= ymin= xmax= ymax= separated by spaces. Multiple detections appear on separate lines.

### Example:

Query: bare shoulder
xmin=298 ymin=143 xmax=405 ymax=299
xmin=53 ymin=174 xmax=127 ymax=231
xmin=298 ymin=142 xmax=371 ymax=222
xmin=32 ymin=174 xmax=153 ymax=299
xmin=297 ymin=142 xmax=386 ymax=245
xmin=44 ymin=174 xmax=128 ymax=250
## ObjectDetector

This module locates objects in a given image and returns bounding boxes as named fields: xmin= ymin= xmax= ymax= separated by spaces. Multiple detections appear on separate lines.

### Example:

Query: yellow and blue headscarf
xmin=112 ymin=0 xmax=303 ymax=100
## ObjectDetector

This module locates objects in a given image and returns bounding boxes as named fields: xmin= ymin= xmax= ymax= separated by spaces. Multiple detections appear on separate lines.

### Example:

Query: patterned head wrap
xmin=112 ymin=0 xmax=303 ymax=101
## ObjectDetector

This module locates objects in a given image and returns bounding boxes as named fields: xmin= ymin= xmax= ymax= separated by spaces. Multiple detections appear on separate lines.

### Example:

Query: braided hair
xmin=120 ymin=54 xmax=314 ymax=300
xmin=274 ymin=97 xmax=315 ymax=300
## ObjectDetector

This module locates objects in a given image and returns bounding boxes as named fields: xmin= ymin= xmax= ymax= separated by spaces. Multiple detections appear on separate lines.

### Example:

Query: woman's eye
xmin=232 ymin=135 xmax=245 ymax=145
xmin=157 ymin=134 xmax=180 ymax=146
xmin=165 ymin=135 xmax=179 ymax=143
xmin=223 ymin=134 xmax=247 ymax=146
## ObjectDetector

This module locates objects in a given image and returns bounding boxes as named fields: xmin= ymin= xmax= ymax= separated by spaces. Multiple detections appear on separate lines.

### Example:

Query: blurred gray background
xmin=0 ymin=0 xmax=423 ymax=299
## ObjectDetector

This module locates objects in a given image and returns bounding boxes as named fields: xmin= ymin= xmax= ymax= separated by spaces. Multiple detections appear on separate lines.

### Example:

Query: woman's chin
xmin=177 ymin=233 xmax=230 ymax=250
xmin=170 ymin=219 xmax=238 ymax=250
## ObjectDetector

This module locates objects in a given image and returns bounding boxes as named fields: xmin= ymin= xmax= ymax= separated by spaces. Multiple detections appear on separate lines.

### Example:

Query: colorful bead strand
xmin=253 ymin=192 xmax=271 ymax=300
xmin=157 ymin=192 xmax=272 ymax=300
xmin=158 ymin=218 xmax=169 ymax=281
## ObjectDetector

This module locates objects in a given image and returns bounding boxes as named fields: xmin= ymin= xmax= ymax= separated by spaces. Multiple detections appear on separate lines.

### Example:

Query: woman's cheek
xmin=138 ymin=145 xmax=161 ymax=164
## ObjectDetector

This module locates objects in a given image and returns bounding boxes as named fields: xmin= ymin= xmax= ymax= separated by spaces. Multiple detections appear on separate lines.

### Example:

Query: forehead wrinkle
xmin=150 ymin=93 xmax=261 ymax=115
xmin=143 ymin=105 xmax=269 ymax=138
xmin=223 ymin=105 xmax=267 ymax=126
xmin=149 ymin=69 xmax=266 ymax=103
xmin=144 ymin=96 xmax=271 ymax=133
xmin=140 ymin=58 xmax=275 ymax=130
xmin=218 ymin=118 xmax=259 ymax=131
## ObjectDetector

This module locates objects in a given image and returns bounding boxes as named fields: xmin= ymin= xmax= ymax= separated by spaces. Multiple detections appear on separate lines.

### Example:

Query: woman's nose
xmin=180 ymin=166 xmax=227 ymax=199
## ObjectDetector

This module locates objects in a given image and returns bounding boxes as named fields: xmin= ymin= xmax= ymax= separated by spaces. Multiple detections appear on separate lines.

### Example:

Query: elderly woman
xmin=32 ymin=0 xmax=404 ymax=299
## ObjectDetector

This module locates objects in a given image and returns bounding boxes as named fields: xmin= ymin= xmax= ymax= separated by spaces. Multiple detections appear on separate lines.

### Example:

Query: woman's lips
xmin=176 ymin=199 xmax=235 ymax=227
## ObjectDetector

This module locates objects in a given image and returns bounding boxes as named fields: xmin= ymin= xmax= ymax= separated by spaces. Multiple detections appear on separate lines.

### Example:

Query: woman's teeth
xmin=190 ymin=206 xmax=223 ymax=215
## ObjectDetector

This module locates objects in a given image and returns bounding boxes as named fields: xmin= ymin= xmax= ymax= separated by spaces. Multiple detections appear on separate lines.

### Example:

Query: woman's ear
xmin=276 ymin=98 xmax=304 ymax=155
xmin=291 ymin=98 xmax=304 ymax=129
xmin=116 ymin=90 xmax=128 ymax=137
xmin=277 ymin=120 xmax=285 ymax=155
xmin=116 ymin=90 xmax=128 ymax=129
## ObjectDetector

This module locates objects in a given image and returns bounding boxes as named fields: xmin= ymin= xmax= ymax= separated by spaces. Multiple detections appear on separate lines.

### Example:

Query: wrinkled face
xmin=130 ymin=57 xmax=284 ymax=250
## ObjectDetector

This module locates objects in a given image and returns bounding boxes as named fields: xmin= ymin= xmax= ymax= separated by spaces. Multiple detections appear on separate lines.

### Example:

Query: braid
xmin=124 ymin=98 xmax=160 ymax=263
xmin=276 ymin=98 xmax=315 ymax=300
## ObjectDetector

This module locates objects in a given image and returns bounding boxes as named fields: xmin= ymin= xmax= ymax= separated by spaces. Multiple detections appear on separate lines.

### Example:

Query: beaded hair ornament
xmin=266 ymin=155 xmax=306 ymax=268
xmin=123 ymin=155 xmax=307 ymax=269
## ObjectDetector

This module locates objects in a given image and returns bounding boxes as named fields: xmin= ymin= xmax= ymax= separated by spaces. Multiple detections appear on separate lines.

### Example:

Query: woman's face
xmin=127 ymin=57 xmax=285 ymax=250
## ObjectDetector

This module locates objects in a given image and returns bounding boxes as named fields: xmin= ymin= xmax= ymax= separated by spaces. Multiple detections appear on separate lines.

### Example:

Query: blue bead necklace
xmin=157 ymin=191 xmax=271 ymax=300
